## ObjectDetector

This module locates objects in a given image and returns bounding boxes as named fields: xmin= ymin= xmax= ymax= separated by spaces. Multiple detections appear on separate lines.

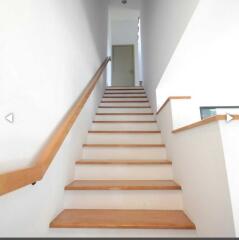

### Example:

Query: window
xmin=200 ymin=106 xmax=239 ymax=120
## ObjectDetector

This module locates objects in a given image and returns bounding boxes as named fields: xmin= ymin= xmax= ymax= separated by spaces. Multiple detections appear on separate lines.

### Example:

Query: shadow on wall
xmin=156 ymin=0 xmax=239 ymax=110
xmin=140 ymin=0 xmax=200 ymax=112
xmin=29 ymin=0 xmax=107 ymax=167
xmin=54 ymin=0 xmax=108 ymax=70
xmin=47 ymin=0 xmax=109 ymax=132
xmin=80 ymin=0 xmax=108 ymax=100
xmin=154 ymin=0 xmax=201 ymax=110
xmin=27 ymin=0 xmax=109 ymax=175
xmin=81 ymin=0 xmax=108 ymax=62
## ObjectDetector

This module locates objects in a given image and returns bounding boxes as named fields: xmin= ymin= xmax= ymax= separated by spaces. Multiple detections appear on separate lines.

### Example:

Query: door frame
xmin=112 ymin=44 xmax=135 ymax=87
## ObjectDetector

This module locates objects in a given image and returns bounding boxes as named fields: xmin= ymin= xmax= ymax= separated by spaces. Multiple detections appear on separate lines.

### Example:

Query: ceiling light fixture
xmin=121 ymin=0 xmax=127 ymax=4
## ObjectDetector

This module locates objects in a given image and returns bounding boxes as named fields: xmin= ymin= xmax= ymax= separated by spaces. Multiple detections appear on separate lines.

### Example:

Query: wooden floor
xmin=50 ymin=209 xmax=196 ymax=229
xmin=65 ymin=180 xmax=181 ymax=190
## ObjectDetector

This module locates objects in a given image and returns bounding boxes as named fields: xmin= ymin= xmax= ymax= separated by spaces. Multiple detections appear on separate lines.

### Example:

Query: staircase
xmin=50 ymin=87 xmax=196 ymax=236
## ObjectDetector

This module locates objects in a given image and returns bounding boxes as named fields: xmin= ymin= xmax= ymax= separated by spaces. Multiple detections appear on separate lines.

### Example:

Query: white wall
xmin=220 ymin=121 xmax=239 ymax=236
xmin=108 ymin=0 xmax=141 ymax=86
xmin=140 ymin=0 xmax=200 ymax=111
xmin=141 ymin=0 xmax=239 ymax=112
xmin=140 ymin=1 xmax=239 ymax=236
xmin=0 ymin=0 xmax=108 ymax=237
xmin=111 ymin=19 xmax=138 ymax=45
xmin=111 ymin=19 xmax=140 ymax=86
xmin=107 ymin=9 xmax=112 ymax=86
xmin=157 ymin=100 xmax=236 ymax=237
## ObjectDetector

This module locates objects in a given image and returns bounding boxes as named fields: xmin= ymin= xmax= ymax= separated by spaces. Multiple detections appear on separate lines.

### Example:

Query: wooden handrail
xmin=156 ymin=96 xmax=191 ymax=115
xmin=172 ymin=114 xmax=239 ymax=133
xmin=0 ymin=57 xmax=111 ymax=196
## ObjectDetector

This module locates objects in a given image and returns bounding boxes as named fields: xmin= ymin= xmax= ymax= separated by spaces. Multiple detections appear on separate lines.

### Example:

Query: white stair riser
xmin=86 ymin=133 xmax=163 ymax=144
xmin=103 ymin=94 xmax=147 ymax=98
xmin=91 ymin=123 xmax=159 ymax=131
xmin=97 ymin=108 xmax=153 ymax=113
xmin=49 ymin=229 xmax=197 ymax=238
xmin=75 ymin=165 xmax=173 ymax=180
xmin=100 ymin=103 xmax=150 ymax=107
xmin=105 ymin=91 xmax=145 ymax=94
xmin=82 ymin=147 xmax=167 ymax=160
xmin=94 ymin=115 xmax=155 ymax=121
xmin=64 ymin=190 xmax=183 ymax=210
xmin=106 ymin=87 xmax=144 ymax=90
xmin=102 ymin=98 xmax=148 ymax=101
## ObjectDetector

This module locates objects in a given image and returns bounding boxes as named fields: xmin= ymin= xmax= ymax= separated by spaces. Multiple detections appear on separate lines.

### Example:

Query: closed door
xmin=112 ymin=45 xmax=135 ymax=87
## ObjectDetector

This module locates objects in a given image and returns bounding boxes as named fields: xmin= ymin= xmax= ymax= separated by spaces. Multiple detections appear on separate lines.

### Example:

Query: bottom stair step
xmin=50 ymin=209 xmax=196 ymax=229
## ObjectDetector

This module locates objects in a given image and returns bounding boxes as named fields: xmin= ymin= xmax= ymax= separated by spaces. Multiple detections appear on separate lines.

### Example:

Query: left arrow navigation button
xmin=5 ymin=113 xmax=14 ymax=124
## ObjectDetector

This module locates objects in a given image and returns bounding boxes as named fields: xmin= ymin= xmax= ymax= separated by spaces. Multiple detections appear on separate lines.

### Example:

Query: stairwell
xmin=50 ymin=87 xmax=196 ymax=236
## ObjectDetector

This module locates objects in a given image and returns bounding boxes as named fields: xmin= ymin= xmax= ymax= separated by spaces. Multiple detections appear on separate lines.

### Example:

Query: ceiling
xmin=109 ymin=0 xmax=141 ymax=21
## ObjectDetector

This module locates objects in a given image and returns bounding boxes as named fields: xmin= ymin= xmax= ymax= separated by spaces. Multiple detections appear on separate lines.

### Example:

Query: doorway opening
xmin=107 ymin=0 xmax=142 ymax=87
xmin=112 ymin=45 xmax=135 ymax=87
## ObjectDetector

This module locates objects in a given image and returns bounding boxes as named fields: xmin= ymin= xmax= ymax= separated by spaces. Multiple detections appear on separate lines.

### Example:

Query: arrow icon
xmin=5 ymin=113 xmax=14 ymax=124
xmin=226 ymin=114 xmax=234 ymax=123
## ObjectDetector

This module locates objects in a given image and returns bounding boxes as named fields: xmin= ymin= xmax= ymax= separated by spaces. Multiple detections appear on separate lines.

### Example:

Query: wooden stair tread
xmin=88 ymin=130 xmax=161 ymax=134
xmin=65 ymin=180 xmax=181 ymax=190
xmin=96 ymin=113 xmax=153 ymax=115
xmin=104 ymin=92 xmax=146 ymax=94
xmin=105 ymin=91 xmax=145 ymax=93
xmin=101 ymin=101 xmax=149 ymax=103
xmin=98 ymin=106 xmax=151 ymax=109
xmin=76 ymin=160 xmax=172 ymax=165
xmin=106 ymin=86 xmax=143 ymax=87
xmin=105 ymin=88 xmax=144 ymax=91
xmin=103 ymin=96 xmax=147 ymax=98
xmin=93 ymin=121 xmax=157 ymax=123
xmin=83 ymin=144 xmax=165 ymax=148
xmin=50 ymin=209 xmax=195 ymax=229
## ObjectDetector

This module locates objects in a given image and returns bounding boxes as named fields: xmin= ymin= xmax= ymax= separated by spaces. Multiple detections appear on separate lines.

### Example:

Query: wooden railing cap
xmin=173 ymin=114 xmax=239 ymax=133
xmin=156 ymin=96 xmax=191 ymax=115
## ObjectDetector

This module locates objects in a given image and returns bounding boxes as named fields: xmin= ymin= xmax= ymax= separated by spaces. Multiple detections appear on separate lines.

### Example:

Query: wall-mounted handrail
xmin=0 ymin=57 xmax=111 ymax=196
